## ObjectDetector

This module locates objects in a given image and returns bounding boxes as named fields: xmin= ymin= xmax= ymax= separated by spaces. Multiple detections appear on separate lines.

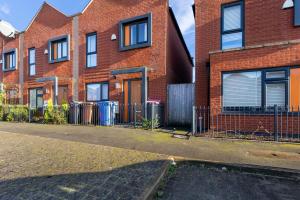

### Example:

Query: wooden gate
xmin=168 ymin=84 xmax=195 ymax=126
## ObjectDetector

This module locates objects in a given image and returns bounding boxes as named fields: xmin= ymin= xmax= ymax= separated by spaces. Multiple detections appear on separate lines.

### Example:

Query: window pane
xmin=290 ymin=68 xmax=300 ymax=109
xmin=87 ymin=84 xmax=101 ymax=101
xmin=223 ymin=71 xmax=262 ymax=107
xmin=57 ymin=43 xmax=62 ymax=59
xmin=124 ymin=25 xmax=130 ymax=46
xmin=130 ymin=24 xmax=137 ymax=45
xmin=223 ymin=4 xmax=241 ymax=31
xmin=138 ymin=22 xmax=147 ymax=43
xmin=88 ymin=35 xmax=96 ymax=53
xmin=52 ymin=43 xmax=58 ymax=60
xmin=30 ymin=65 xmax=36 ymax=76
xmin=29 ymin=49 xmax=35 ymax=64
xmin=37 ymin=96 xmax=43 ymax=108
xmin=222 ymin=32 xmax=243 ymax=50
xmin=30 ymin=89 xmax=37 ymax=108
xmin=87 ymin=54 xmax=97 ymax=68
xmin=102 ymin=84 xmax=109 ymax=100
xmin=62 ymin=41 xmax=67 ymax=58
xmin=266 ymin=83 xmax=285 ymax=107
xmin=266 ymin=71 xmax=285 ymax=79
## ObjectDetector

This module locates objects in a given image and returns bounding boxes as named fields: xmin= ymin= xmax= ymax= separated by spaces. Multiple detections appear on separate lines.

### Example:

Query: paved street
xmin=159 ymin=162 xmax=300 ymax=200
xmin=0 ymin=131 xmax=167 ymax=200
xmin=0 ymin=122 xmax=299 ymax=170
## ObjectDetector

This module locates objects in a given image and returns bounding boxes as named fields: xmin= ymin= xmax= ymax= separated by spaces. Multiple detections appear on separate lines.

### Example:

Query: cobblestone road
xmin=0 ymin=131 xmax=167 ymax=200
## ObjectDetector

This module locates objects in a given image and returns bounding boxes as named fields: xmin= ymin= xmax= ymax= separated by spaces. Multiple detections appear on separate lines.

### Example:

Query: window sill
xmin=119 ymin=43 xmax=151 ymax=52
xmin=49 ymin=58 xmax=69 ymax=64
xmin=86 ymin=65 xmax=97 ymax=69
xmin=3 ymin=68 xmax=16 ymax=72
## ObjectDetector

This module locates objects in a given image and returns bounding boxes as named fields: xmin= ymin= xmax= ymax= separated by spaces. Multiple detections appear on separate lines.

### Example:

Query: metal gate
xmin=168 ymin=84 xmax=195 ymax=126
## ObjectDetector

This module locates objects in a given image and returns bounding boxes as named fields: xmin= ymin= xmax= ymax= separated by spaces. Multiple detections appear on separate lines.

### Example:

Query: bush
xmin=142 ymin=118 xmax=160 ymax=130
xmin=44 ymin=100 xmax=67 ymax=124
xmin=1 ymin=105 xmax=28 ymax=122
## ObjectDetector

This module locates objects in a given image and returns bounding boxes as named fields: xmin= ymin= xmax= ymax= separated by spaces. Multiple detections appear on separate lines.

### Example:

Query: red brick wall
xmin=0 ymin=34 xmax=20 ymax=90
xmin=77 ymin=0 xmax=192 ymax=105
xmin=22 ymin=3 xmax=74 ymax=104
xmin=195 ymin=0 xmax=300 ymax=108
xmin=0 ymin=0 xmax=192 ymax=116
xmin=166 ymin=11 xmax=193 ymax=85
xmin=195 ymin=0 xmax=300 ymax=133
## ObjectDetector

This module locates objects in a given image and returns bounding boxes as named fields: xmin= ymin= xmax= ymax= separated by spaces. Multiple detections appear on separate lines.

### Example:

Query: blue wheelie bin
xmin=98 ymin=101 xmax=116 ymax=126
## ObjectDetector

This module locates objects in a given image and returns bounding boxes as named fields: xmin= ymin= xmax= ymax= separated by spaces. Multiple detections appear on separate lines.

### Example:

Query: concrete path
xmin=0 ymin=122 xmax=299 ymax=170
xmin=159 ymin=162 xmax=300 ymax=200
xmin=0 ymin=131 xmax=167 ymax=200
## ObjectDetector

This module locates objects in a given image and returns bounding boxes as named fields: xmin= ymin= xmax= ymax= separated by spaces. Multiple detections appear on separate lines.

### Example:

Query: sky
xmin=0 ymin=0 xmax=195 ymax=59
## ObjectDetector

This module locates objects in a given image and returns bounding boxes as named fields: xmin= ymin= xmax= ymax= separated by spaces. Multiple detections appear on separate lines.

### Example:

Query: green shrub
xmin=2 ymin=105 xmax=29 ymax=122
xmin=44 ymin=100 xmax=67 ymax=124
xmin=142 ymin=118 xmax=160 ymax=130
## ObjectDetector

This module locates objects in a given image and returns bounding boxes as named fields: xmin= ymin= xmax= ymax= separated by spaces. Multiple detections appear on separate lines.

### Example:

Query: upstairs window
xmin=221 ymin=1 xmax=244 ymax=50
xmin=29 ymin=48 xmax=36 ymax=76
xmin=119 ymin=13 xmax=152 ymax=51
xmin=48 ymin=35 xmax=69 ymax=63
xmin=3 ymin=49 xmax=17 ymax=71
xmin=86 ymin=33 xmax=97 ymax=68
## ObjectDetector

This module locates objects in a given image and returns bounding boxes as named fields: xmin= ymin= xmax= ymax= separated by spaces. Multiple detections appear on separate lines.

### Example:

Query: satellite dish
xmin=0 ymin=20 xmax=17 ymax=38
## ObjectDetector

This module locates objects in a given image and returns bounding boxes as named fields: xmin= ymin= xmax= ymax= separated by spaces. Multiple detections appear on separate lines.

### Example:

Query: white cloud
xmin=169 ymin=0 xmax=194 ymax=35
xmin=0 ymin=2 xmax=10 ymax=15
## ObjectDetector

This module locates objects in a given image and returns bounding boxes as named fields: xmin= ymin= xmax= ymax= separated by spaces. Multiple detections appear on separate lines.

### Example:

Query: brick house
xmin=0 ymin=0 xmax=193 ymax=123
xmin=195 ymin=0 xmax=300 ymax=134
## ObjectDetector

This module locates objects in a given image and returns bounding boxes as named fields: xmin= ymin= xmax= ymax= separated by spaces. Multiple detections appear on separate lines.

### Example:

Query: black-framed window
xmin=3 ymin=49 xmax=16 ymax=71
xmin=86 ymin=33 xmax=97 ymax=68
xmin=222 ymin=68 xmax=292 ymax=111
xmin=29 ymin=88 xmax=43 ymax=109
xmin=264 ymin=70 xmax=288 ymax=108
xmin=86 ymin=82 xmax=109 ymax=102
xmin=119 ymin=13 xmax=152 ymax=51
xmin=48 ymin=35 xmax=69 ymax=63
xmin=221 ymin=1 xmax=244 ymax=50
xmin=29 ymin=48 xmax=36 ymax=76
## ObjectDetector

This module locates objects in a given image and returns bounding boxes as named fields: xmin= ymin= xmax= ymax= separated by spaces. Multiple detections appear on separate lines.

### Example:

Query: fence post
xmin=134 ymin=103 xmax=137 ymax=128
xmin=274 ymin=104 xmax=279 ymax=142
xmin=151 ymin=103 xmax=154 ymax=131
xmin=192 ymin=106 xmax=196 ymax=135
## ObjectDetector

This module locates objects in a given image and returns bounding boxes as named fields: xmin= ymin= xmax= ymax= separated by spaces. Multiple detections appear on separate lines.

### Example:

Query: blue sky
xmin=0 ymin=0 xmax=195 ymax=59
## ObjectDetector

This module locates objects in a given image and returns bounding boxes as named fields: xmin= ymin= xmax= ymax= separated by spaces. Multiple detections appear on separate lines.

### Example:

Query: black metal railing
xmin=193 ymin=105 xmax=300 ymax=142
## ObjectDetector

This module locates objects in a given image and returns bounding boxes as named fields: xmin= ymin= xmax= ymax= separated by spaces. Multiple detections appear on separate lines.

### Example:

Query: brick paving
xmin=159 ymin=163 xmax=300 ymax=200
xmin=0 ymin=132 xmax=167 ymax=200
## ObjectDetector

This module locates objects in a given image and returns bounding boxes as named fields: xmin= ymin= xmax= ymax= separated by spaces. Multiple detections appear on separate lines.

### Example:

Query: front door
xmin=123 ymin=79 xmax=142 ymax=122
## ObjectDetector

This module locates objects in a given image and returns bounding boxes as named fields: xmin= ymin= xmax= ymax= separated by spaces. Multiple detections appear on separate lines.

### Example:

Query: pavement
xmin=158 ymin=162 xmax=300 ymax=200
xmin=0 ymin=131 xmax=167 ymax=200
xmin=0 ymin=122 xmax=299 ymax=170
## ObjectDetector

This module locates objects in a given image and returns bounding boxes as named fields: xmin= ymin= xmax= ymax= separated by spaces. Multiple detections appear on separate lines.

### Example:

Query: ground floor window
xmin=29 ymin=88 xmax=43 ymax=109
xmin=5 ymin=89 xmax=18 ymax=105
xmin=222 ymin=67 xmax=298 ymax=110
xmin=57 ymin=86 xmax=68 ymax=105
xmin=86 ymin=82 xmax=109 ymax=102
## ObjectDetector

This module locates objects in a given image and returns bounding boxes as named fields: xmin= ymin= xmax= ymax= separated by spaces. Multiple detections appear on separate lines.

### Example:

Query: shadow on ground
xmin=157 ymin=161 xmax=300 ymax=200
xmin=0 ymin=160 xmax=166 ymax=200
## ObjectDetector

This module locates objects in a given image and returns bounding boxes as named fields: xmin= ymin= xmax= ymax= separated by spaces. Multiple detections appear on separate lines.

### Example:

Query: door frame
xmin=123 ymin=78 xmax=143 ymax=122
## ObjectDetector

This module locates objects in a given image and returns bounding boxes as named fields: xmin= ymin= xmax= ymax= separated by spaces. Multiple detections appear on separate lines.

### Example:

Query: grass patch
xmin=154 ymin=163 xmax=177 ymax=200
